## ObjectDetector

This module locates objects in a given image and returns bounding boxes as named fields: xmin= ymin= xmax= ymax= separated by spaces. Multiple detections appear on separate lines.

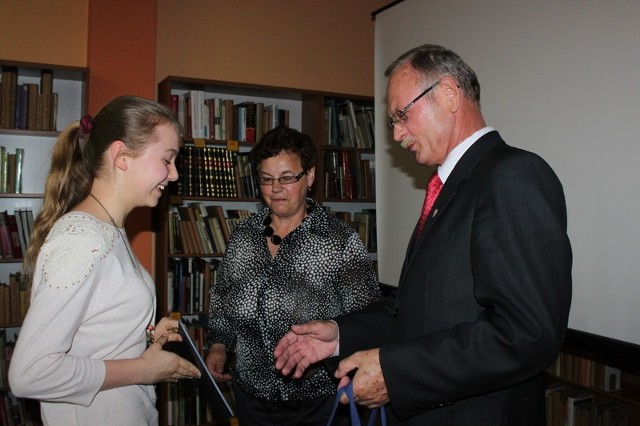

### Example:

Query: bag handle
xmin=326 ymin=382 xmax=387 ymax=426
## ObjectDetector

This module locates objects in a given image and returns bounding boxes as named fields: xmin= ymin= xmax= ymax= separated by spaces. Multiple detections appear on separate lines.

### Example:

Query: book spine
xmin=0 ymin=210 xmax=14 ymax=258
xmin=13 ymin=147 xmax=24 ymax=193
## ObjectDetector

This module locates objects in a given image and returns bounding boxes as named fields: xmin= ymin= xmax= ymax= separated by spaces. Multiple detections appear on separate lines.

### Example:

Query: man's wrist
xmin=328 ymin=319 xmax=340 ymax=357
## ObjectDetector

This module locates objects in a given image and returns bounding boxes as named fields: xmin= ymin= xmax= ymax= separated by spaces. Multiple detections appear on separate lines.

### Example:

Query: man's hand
xmin=274 ymin=320 xmax=339 ymax=378
xmin=336 ymin=348 xmax=389 ymax=409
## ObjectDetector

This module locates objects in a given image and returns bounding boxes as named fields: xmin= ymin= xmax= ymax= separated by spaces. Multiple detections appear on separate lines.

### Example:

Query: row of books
xmin=164 ymin=315 xmax=236 ymax=424
xmin=1 ymin=330 xmax=42 ymax=425
xmin=0 ymin=147 xmax=25 ymax=194
xmin=324 ymin=99 xmax=375 ymax=149
xmin=172 ymin=146 xmax=260 ymax=199
xmin=170 ymin=91 xmax=289 ymax=142
xmin=330 ymin=209 xmax=377 ymax=252
xmin=169 ymin=202 xmax=253 ymax=257
xmin=167 ymin=258 xmax=221 ymax=315
xmin=1 ymin=66 xmax=58 ymax=132
xmin=170 ymin=202 xmax=377 ymax=258
xmin=0 ymin=210 xmax=34 ymax=261
xmin=0 ymin=330 xmax=12 ymax=390
xmin=546 ymin=352 xmax=623 ymax=392
xmin=0 ymin=273 xmax=28 ymax=326
xmin=0 ymin=391 xmax=41 ymax=426
xmin=324 ymin=150 xmax=375 ymax=200
xmin=545 ymin=383 xmax=639 ymax=426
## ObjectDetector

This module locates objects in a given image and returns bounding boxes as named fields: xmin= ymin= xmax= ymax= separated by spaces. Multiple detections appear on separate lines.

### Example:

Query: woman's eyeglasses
xmin=258 ymin=170 xmax=307 ymax=186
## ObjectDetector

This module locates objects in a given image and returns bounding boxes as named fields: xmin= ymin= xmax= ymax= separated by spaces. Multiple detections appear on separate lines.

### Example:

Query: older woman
xmin=205 ymin=126 xmax=379 ymax=425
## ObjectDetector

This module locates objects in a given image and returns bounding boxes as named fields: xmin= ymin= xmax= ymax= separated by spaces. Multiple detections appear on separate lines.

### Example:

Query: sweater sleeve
xmin=9 ymin=222 xmax=110 ymax=406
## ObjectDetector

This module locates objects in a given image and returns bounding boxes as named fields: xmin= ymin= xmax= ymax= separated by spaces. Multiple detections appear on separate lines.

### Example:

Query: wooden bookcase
xmin=0 ymin=59 xmax=87 ymax=426
xmin=545 ymin=329 xmax=640 ymax=425
xmin=154 ymin=76 xmax=376 ymax=425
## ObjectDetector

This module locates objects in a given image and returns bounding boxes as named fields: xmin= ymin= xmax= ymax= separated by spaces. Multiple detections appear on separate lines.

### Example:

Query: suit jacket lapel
xmin=403 ymin=131 xmax=504 ymax=272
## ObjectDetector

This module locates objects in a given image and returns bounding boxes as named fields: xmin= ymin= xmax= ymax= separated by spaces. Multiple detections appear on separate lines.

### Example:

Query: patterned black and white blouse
xmin=206 ymin=199 xmax=380 ymax=402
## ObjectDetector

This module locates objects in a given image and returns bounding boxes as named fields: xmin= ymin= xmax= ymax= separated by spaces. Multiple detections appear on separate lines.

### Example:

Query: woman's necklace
xmin=262 ymin=214 xmax=283 ymax=245
xmin=263 ymin=200 xmax=314 ymax=246
xmin=89 ymin=193 xmax=139 ymax=271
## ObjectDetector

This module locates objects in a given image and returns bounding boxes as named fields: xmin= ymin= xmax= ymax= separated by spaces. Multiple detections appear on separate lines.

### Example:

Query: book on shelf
xmin=0 ymin=147 xmax=6 ymax=192
xmin=172 ymin=146 xmax=244 ymax=199
xmin=207 ymin=216 xmax=227 ymax=254
xmin=1 ymin=329 xmax=42 ymax=424
xmin=353 ymin=211 xmax=377 ymax=251
xmin=13 ymin=211 xmax=27 ymax=257
xmin=183 ymin=90 xmax=208 ymax=140
xmin=169 ymin=94 xmax=180 ymax=121
xmin=0 ymin=329 xmax=6 ymax=389
xmin=8 ymin=273 xmax=20 ymax=324
xmin=18 ymin=273 xmax=30 ymax=322
xmin=0 ymin=210 xmax=15 ymax=259
xmin=255 ymin=102 xmax=265 ymax=142
xmin=13 ymin=148 xmax=23 ymax=194
xmin=225 ymin=209 xmax=253 ymax=235
xmin=223 ymin=99 xmax=234 ymax=141
xmin=6 ymin=213 xmax=23 ymax=259
xmin=0 ymin=214 xmax=33 ymax=262
xmin=26 ymin=83 xmax=39 ymax=131
xmin=323 ymin=150 xmax=375 ymax=201
xmin=0 ymin=66 xmax=58 ymax=131
xmin=188 ymin=202 xmax=218 ymax=254
xmin=345 ymin=100 xmax=365 ymax=148
xmin=234 ymin=152 xmax=259 ymax=199
xmin=23 ymin=208 xmax=34 ymax=242
xmin=567 ymin=392 xmax=593 ymax=426
xmin=14 ymin=84 xmax=26 ymax=130
xmin=0 ymin=146 xmax=26 ymax=194
xmin=1 ymin=66 xmax=18 ymax=130
xmin=322 ymin=99 xmax=375 ymax=148
xmin=234 ymin=103 xmax=246 ymax=143
xmin=0 ymin=272 xmax=27 ymax=324
xmin=0 ymin=282 xmax=10 ymax=324
xmin=6 ymin=153 xmax=16 ymax=194
xmin=205 ymin=205 xmax=231 ymax=244
xmin=323 ymin=98 xmax=339 ymax=146
xmin=40 ymin=69 xmax=54 ymax=131
xmin=237 ymin=101 xmax=257 ymax=143
xmin=167 ymin=258 xmax=219 ymax=314
xmin=175 ymin=206 xmax=203 ymax=255
xmin=547 ymin=351 xmax=612 ymax=391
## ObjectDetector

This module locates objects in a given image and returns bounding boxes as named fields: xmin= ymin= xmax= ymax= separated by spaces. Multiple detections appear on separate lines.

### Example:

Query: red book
xmin=6 ymin=213 xmax=23 ymax=258
xmin=0 ymin=210 xmax=15 ymax=258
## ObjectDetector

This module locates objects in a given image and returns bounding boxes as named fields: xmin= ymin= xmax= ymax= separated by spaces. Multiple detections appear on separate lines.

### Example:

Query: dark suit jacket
xmin=336 ymin=131 xmax=572 ymax=425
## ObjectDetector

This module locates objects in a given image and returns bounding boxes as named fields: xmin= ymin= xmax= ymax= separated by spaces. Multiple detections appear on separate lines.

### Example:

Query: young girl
xmin=9 ymin=95 xmax=200 ymax=425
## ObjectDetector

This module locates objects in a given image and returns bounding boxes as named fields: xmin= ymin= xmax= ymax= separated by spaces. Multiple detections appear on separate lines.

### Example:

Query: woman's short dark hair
xmin=249 ymin=126 xmax=316 ymax=173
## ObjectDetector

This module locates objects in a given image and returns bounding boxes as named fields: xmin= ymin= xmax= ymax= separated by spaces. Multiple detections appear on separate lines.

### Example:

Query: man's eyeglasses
xmin=258 ymin=170 xmax=307 ymax=186
xmin=387 ymin=81 xmax=440 ymax=129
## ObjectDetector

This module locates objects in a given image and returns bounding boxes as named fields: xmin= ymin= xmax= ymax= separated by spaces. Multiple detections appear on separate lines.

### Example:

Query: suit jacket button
xmin=393 ymin=308 xmax=400 ymax=317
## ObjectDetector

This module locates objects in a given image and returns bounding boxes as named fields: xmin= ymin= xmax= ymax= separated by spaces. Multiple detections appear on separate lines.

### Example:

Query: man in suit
xmin=274 ymin=44 xmax=572 ymax=425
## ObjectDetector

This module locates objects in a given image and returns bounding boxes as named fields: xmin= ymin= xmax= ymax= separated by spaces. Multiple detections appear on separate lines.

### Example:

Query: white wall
xmin=375 ymin=0 xmax=640 ymax=345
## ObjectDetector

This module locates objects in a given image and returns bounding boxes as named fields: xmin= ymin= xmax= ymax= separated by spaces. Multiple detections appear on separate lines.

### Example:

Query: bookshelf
xmin=0 ymin=60 xmax=87 ymax=426
xmin=154 ymin=76 xmax=376 ymax=425
xmin=545 ymin=330 xmax=640 ymax=425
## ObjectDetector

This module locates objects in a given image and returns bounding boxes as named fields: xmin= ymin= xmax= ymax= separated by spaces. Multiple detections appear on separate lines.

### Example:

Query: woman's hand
xmin=205 ymin=343 xmax=233 ymax=382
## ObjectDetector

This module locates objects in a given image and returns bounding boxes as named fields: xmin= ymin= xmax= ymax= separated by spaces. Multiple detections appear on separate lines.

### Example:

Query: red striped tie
xmin=416 ymin=172 xmax=443 ymax=237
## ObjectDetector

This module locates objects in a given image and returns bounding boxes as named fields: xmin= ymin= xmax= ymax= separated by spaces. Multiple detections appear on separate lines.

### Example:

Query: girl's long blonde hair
xmin=22 ymin=95 xmax=180 ymax=284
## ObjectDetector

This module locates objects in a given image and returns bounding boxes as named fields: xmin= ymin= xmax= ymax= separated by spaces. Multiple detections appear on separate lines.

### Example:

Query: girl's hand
xmin=140 ymin=333 xmax=201 ymax=384
xmin=153 ymin=317 xmax=182 ymax=344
